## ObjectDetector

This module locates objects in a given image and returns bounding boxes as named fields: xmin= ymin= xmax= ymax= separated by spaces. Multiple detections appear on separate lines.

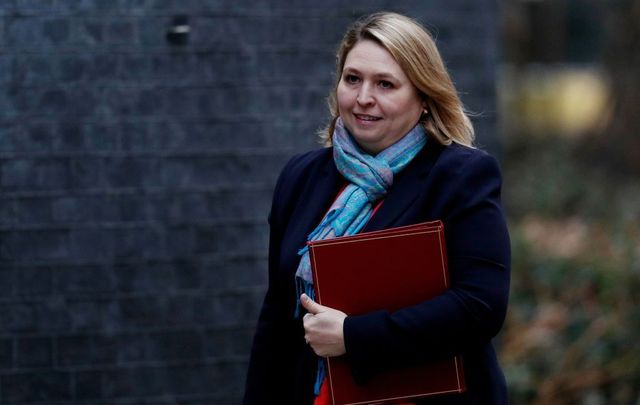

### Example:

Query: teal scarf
xmin=295 ymin=117 xmax=427 ymax=394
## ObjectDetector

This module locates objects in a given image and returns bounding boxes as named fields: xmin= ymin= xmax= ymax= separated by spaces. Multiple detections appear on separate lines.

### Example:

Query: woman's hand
xmin=301 ymin=293 xmax=347 ymax=357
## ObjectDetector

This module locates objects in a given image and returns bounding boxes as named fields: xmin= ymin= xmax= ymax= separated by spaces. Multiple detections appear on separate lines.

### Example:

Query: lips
xmin=354 ymin=113 xmax=382 ymax=121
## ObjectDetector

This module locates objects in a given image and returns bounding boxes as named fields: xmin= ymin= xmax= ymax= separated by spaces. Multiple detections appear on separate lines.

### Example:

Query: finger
xmin=300 ymin=293 xmax=325 ymax=315
xmin=302 ymin=313 xmax=312 ymax=326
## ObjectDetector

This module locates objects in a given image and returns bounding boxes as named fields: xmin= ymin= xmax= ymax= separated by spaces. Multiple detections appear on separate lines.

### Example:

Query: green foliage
xmin=501 ymin=134 xmax=640 ymax=404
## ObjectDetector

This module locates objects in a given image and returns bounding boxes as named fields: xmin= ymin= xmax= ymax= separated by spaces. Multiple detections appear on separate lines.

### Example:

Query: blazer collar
xmin=287 ymin=151 xmax=343 ymax=251
xmin=362 ymin=139 xmax=445 ymax=232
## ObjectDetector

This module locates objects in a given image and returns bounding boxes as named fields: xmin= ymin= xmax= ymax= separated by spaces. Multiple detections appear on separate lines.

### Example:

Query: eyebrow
xmin=342 ymin=67 xmax=399 ymax=81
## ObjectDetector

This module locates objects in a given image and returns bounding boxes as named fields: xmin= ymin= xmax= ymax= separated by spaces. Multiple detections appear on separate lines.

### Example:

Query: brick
xmin=0 ymin=87 xmax=25 ymax=117
xmin=114 ymin=262 xmax=174 ymax=293
xmin=1 ymin=159 xmax=35 ymax=190
xmin=36 ymin=296 xmax=72 ymax=332
xmin=104 ymin=157 xmax=163 ymax=188
xmin=42 ymin=17 xmax=70 ymax=45
xmin=69 ymin=88 xmax=100 ymax=118
xmin=1 ymin=371 xmax=72 ymax=403
xmin=202 ymin=329 xmax=229 ymax=358
xmin=5 ymin=17 xmax=41 ymax=47
xmin=163 ymin=87 xmax=199 ymax=117
xmin=15 ymin=266 xmax=53 ymax=296
xmin=57 ymin=55 xmax=90 ymax=83
xmin=117 ymin=333 xmax=158 ymax=362
xmin=102 ymin=366 xmax=168 ymax=398
xmin=226 ymin=326 xmax=255 ymax=356
xmin=37 ymin=159 xmax=72 ymax=190
xmin=0 ymin=122 xmax=19 ymax=152
xmin=193 ymin=223 xmax=268 ymax=255
xmin=13 ymin=196 xmax=52 ymax=225
xmin=171 ymin=259 xmax=200 ymax=290
xmin=0 ymin=54 xmax=11 ymax=84
xmin=56 ymin=335 xmax=117 ymax=367
xmin=54 ymin=265 xmax=115 ymax=295
xmin=0 ymin=12 xmax=5 ymax=44
xmin=0 ymin=303 xmax=36 ymax=333
xmin=204 ymin=291 xmax=264 ymax=327
xmin=67 ymin=298 xmax=116 ymax=332
xmin=161 ymin=226 xmax=194 ymax=258
xmin=85 ymin=122 xmax=119 ymax=150
xmin=165 ymin=295 xmax=197 ymax=326
xmin=87 ymin=53 xmax=119 ymax=82
xmin=0 ymin=338 xmax=13 ymax=368
xmin=117 ymin=296 xmax=166 ymax=329
xmin=15 ymin=337 xmax=53 ymax=368
xmin=118 ymin=121 xmax=147 ymax=150
xmin=0 ymin=197 xmax=16 ymax=227
xmin=120 ymin=53 xmax=151 ymax=82
xmin=51 ymin=196 xmax=101 ymax=223
xmin=101 ymin=193 xmax=147 ymax=222
xmin=1 ymin=230 xmax=70 ymax=261
xmin=38 ymin=88 xmax=69 ymax=116
xmin=69 ymin=156 xmax=104 ymax=189
xmin=136 ymin=88 xmax=166 ymax=116
xmin=197 ymin=51 xmax=253 ymax=83
xmin=13 ymin=0 xmax=55 ymax=13
xmin=201 ymin=257 xmax=268 ymax=291
xmin=150 ymin=53 xmax=198 ymax=83
xmin=74 ymin=370 xmax=104 ymax=400
xmin=54 ymin=122 xmax=85 ymax=150
xmin=119 ymin=330 xmax=202 ymax=362
xmin=137 ymin=16 xmax=165 ymax=47
xmin=203 ymin=327 xmax=254 ymax=359
xmin=0 ymin=267 xmax=14 ymax=296
xmin=111 ymin=227 xmax=165 ymax=259
xmin=105 ymin=18 xmax=137 ymax=45
xmin=78 ymin=19 xmax=105 ymax=46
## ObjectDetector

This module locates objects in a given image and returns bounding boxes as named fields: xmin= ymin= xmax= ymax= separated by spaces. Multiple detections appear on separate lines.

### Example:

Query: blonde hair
xmin=321 ymin=12 xmax=475 ymax=147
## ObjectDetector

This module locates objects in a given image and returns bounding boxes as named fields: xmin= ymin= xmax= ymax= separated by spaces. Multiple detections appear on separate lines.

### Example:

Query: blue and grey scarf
xmin=295 ymin=117 xmax=427 ymax=394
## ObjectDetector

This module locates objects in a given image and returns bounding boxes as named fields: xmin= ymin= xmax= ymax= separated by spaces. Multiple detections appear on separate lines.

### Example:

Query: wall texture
xmin=0 ymin=1 xmax=497 ymax=403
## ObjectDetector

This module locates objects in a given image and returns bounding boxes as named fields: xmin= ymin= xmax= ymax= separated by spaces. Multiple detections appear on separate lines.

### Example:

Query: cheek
xmin=336 ymin=85 xmax=353 ymax=110
xmin=393 ymin=96 xmax=422 ymax=120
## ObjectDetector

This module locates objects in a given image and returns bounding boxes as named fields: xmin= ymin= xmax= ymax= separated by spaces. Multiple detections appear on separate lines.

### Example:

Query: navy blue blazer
xmin=244 ymin=140 xmax=511 ymax=405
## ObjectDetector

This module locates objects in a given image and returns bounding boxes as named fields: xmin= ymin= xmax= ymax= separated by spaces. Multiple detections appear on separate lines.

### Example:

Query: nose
xmin=356 ymin=84 xmax=374 ymax=106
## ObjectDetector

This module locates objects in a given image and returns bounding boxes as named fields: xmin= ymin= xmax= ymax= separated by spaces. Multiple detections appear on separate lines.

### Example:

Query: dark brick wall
xmin=0 ymin=1 xmax=497 ymax=403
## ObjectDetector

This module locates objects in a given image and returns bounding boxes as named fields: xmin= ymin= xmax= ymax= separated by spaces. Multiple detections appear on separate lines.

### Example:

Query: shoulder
xmin=269 ymin=147 xmax=333 ymax=220
xmin=274 ymin=147 xmax=333 ymax=193
xmin=439 ymin=142 xmax=499 ymax=169
xmin=281 ymin=147 xmax=333 ymax=179
xmin=432 ymin=142 xmax=502 ymax=182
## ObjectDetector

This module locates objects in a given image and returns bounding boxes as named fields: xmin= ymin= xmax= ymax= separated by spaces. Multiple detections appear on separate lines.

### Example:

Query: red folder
xmin=308 ymin=221 xmax=466 ymax=405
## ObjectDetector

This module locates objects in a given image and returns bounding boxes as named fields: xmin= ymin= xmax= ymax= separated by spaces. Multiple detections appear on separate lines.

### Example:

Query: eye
xmin=379 ymin=80 xmax=393 ymax=89
xmin=344 ymin=74 xmax=360 ymax=84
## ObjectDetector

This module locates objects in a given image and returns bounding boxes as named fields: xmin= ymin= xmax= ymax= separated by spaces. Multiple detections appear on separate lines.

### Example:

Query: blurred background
xmin=0 ymin=0 xmax=637 ymax=404
xmin=499 ymin=0 xmax=640 ymax=403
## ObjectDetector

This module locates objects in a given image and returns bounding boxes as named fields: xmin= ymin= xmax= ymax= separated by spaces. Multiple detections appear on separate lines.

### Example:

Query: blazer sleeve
xmin=342 ymin=152 xmax=511 ymax=383
xmin=243 ymin=156 xmax=300 ymax=404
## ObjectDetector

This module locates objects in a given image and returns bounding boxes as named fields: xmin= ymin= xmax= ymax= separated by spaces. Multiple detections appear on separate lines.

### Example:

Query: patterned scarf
xmin=295 ymin=117 xmax=427 ymax=394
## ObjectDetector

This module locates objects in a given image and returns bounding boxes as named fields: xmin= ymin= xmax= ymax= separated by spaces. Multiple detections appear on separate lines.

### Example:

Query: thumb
xmin=300 ymin=293 xmax=325 ymax=315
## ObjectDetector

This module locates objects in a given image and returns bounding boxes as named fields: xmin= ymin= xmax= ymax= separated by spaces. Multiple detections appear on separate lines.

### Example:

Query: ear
xmin=421 ymin=98 xmax=429 ymax=112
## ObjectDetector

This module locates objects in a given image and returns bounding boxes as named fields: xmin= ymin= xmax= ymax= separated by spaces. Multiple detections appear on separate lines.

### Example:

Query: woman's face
xmin=337 ymin=39 xmax=424 ymax=154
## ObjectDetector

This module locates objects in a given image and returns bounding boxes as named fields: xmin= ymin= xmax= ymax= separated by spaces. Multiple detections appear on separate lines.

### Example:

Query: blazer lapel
xmin=363 ymin=141 xmax=444 ymax=232
xmin=285 ymin=154 xmax=344 ymax=254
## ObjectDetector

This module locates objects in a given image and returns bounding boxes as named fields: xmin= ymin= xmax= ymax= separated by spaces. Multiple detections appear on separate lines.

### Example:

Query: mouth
xmin=353 ymin=113 xmax=382 ymax=122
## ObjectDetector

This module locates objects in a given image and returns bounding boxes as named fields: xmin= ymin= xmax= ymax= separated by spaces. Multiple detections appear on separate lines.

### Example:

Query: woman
xmin=244 ymin=12 xmax=510 ymax=405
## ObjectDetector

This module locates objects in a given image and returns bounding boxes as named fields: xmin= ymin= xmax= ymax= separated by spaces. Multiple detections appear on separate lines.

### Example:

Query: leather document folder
xmin=308 ymin=221 xmax=466 ymax=405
